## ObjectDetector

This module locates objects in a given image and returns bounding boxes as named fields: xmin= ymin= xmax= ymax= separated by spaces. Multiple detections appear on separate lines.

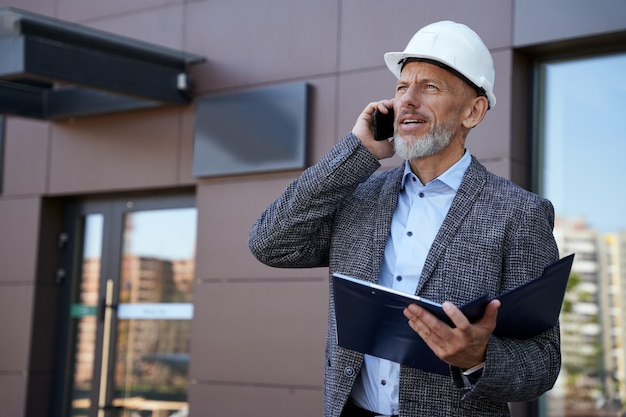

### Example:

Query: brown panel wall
xmin=514 ymin=0 xmax=626 ymax=47
xmin=178 ymin=108 xmax=197 ymax=185
xmin=339 ymin=0 xmax=513 ymax=73
xmin=189 ymin=383 xmax=323 ymax=417
xmin=189 ymin=280 xmax=327 ymax=414
xmin=185 ymin=0 xmax=340 ymax=93
xmin=56 ymin=0 xmax=181 ymax=22
xmin=0 ymin=285 xmax=34 ymax=416
xmin=72 ymin=4 xmax=186 ymax=50
xmin=467 ymin=50 xmax=514 ymax=162
xmin=195 ymin=175 xmax=325 ymax=282
xmin=0 ymin=375 xmax=28 ymax=417
xmin=190 ymin=281 xmax=327 ymax=385
xmin=0 ymin=198 xmax=41 ymax=283
xmin=0 ymin=285 xmax=34 ymax=370
xmin=47 ymin=108 xmax=185 ymax=194
xmin=2 ymin=118 xmax=50 ymax=196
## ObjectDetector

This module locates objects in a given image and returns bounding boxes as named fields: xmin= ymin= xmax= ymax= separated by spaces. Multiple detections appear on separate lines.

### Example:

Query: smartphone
xmin=373 ymin=108 xmax=395 ymax=141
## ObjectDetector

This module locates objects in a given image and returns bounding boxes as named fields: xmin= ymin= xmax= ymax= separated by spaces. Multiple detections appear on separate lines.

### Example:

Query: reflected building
xmin=71 ymin=254 xmax=194 ymax=414
xmin=116 ymin=255 xmax=194 ymax=401
xmin=598 ymin=232 xmax=626 ymax=405
xmin=551 ymin=216 xmax=626 ymax=413
xmin=73 ymin=257 xmax=101 ymax=393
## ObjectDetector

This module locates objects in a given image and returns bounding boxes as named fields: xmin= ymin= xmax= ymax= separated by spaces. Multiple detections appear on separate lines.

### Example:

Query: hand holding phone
xmin=373 ymin=108 xmax=395 ymax=141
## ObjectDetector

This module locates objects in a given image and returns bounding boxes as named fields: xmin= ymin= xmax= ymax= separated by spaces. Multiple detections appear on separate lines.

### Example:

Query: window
xmin=538 ymin=53 xmax=626 ymax=416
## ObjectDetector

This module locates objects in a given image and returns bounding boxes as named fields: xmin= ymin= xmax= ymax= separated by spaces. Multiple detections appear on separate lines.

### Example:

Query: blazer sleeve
xmin=248 ymin=133 xmax=381 ymax=268
xmin=452 ymin=195 xmax=561 ymax=403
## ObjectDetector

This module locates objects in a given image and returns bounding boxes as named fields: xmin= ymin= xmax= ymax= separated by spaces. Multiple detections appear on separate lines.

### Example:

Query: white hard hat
xmin=384 ymin=21 xmax=496 ymax=109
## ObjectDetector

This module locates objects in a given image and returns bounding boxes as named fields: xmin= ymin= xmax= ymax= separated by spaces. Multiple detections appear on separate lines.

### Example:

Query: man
xmin=248 ymin=21 xmax=560 ymax=417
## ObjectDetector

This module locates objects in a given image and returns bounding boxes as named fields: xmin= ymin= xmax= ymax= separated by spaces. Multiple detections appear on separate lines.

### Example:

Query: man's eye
xmin=397 ymin=85 xmax=407 ymax=92
xmin=426 ymin=84 xmax=438 ymax=90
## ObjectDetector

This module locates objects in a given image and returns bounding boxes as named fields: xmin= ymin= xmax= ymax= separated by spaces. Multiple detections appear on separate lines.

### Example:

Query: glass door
xmin=56 ymin=194 xmax=196 ymax=417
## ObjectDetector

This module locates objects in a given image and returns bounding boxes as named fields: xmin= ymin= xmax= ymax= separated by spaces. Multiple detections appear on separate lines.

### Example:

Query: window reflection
xmin=70 ymin=214 xmax=103 ymax=416
xmin=115 ymin=207 xmax=196 ymax=417
xmin=540 ymin=53 xmax=626 ymax=416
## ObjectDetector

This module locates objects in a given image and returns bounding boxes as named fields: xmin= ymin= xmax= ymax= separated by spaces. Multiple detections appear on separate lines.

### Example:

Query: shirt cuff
xmin=460 ymin=362 xmax=485 ymax=387
xmin=462 ymin=362 xmax=485 ymax=376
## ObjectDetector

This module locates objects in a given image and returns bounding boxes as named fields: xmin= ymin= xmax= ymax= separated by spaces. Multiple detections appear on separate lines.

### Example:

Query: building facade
xmin=1 ymin=1 xmax=625 ymax=416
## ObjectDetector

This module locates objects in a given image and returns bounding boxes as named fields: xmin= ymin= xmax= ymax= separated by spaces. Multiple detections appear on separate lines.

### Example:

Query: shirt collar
xmin=401 ymin=149 xmax=471 ymax=191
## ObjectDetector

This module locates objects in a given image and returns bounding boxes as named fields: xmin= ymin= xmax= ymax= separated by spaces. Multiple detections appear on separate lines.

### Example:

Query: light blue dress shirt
xmin=351 ymin=150 xmax=472 ymax=415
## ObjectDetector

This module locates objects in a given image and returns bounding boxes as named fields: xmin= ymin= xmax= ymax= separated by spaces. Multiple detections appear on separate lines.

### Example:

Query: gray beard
xmin=393 ymin=124 xmax=454 ymax=160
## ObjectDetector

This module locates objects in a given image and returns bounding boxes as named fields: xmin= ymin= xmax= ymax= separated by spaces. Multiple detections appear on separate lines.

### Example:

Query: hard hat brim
xmin=383 ymin=51 xmax=496 ymax=108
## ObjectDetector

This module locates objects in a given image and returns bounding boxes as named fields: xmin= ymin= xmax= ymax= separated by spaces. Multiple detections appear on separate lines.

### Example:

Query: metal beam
xmin=0 ymin=80 xmax=44 ymax=118
xmin=45 ymin=88 xmax=161 ymax=120
xmin=0 ymin=7 xmax=205 ymax=120
xmin=23 ymin=35 xmax=191 ymax=104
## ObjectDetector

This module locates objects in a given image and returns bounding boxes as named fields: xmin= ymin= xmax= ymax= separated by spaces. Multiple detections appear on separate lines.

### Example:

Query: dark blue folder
xmin=332 ymin=254 xmax=575 ymax=375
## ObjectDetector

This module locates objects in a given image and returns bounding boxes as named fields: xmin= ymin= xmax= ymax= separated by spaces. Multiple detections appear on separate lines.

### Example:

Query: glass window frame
xmin=528 ymin=38 xmax=626 ymax=417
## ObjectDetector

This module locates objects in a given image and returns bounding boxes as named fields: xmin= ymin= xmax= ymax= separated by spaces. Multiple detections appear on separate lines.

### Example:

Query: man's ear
xmin=462 ymin=96 xmax=489 ymax=129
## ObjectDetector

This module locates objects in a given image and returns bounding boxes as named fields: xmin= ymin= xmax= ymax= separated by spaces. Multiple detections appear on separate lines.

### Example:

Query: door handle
xmin=98 ymin=279 xmax=114 ymax=417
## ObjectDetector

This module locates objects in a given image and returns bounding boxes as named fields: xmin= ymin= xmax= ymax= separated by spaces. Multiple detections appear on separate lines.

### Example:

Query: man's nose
xmin=399 ymin=85 xmax=421 ymax=108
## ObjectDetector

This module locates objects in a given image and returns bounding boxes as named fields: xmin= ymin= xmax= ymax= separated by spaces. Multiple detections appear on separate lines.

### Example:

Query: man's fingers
xmin=442 ymin=301 xmax=468 ymax=329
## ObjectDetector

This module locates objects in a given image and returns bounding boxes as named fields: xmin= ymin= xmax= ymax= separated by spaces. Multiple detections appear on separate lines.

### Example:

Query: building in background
xmin=550 ymin=218 xmax=626 ymax=414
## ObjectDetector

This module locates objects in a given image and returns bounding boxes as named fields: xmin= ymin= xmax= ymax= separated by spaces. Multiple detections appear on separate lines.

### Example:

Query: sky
xmin=83 ymin=208 xmax=197 ymax=260
xmin=542 ymin=52 xmax=626 ymax=233
xmin=125 ymin=208 xmax=197 ymax=260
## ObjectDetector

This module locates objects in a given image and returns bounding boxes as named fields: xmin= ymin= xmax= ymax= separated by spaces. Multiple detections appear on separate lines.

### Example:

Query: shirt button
xmin=396 ymin=275 xmax=402 ymax=282
xmin=407 ymin=231 xmax=413 ymax=236
xmin=381 ymin=380 xmax=387 ymax=386
xmin=419 ymin=192 xmax=425 ymax=198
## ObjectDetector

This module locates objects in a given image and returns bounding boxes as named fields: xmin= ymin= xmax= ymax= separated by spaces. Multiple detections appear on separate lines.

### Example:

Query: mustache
xmin=398 ymin=109 xmax=430 ymax=122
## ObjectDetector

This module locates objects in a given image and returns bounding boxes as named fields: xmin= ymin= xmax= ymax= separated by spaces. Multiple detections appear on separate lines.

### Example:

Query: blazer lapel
xmin=371 ymin=166 xmax=404 ymax=283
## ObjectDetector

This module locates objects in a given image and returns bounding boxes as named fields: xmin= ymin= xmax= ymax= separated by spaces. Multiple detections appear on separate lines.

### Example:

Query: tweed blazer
xmin=249 ymin=133 xmax=561 ymax=417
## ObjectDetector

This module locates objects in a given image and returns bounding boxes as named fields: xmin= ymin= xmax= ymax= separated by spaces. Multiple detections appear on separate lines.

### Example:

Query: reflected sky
xmin=542 ymin=53 xmax=626 ymax=233
xmin=83 ymin=208 xmax=197 ymax=260
xmin=125 ymin=208 xmax=197 ymax=260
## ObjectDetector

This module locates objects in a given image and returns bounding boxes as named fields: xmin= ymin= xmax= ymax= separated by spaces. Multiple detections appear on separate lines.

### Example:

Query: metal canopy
xmin=0 ymin=7 xmax=205 ymax=120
